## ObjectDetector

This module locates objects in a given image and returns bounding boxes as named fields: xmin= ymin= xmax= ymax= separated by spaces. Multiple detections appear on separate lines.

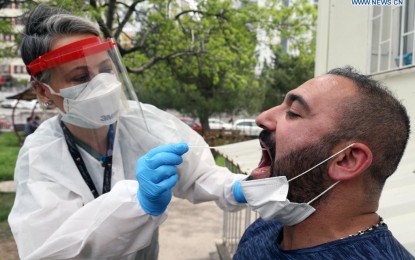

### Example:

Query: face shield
xmin=27 ymin=36 xmax=148 ymax=130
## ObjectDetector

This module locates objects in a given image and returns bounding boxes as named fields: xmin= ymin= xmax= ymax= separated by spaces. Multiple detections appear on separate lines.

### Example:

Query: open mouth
xmin=250 ymin=140 xmax=272 ymax=179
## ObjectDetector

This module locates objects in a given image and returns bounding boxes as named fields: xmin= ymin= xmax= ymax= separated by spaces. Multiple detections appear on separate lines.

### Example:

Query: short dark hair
xmin=327 ymin=66 xmax=410 ymax=191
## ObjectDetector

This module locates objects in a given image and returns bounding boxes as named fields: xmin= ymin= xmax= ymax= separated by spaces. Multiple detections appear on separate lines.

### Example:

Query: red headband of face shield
xmin=27 ymin=37 xmax=116 ymax=76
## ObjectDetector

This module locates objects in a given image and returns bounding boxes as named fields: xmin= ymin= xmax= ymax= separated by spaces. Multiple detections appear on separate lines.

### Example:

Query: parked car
xmin=233 ymin=119 xmax=262 ymax=137
xmin=179 ymin=117 xmax=202 ymax=133
xmin=0 ymin=99 xmax=39 ymax=109
xmin=208 ymin=118 xmax=232 ymax=130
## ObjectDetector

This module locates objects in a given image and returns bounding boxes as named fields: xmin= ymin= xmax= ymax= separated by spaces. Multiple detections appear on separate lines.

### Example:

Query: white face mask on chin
xmin=241 ymin=143 xmax=354 ymax=226
xmin=44 ymin=73 xmax=122 ymax=129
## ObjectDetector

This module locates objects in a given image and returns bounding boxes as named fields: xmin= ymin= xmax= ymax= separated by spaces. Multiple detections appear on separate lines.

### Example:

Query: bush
xmin=0 ymin=192 xmax=15 ymax=222
xmin=0 ymin=192 xmax=15 ymax=245
xmin=202 ymin=130 xmax=254 ymax=147
xmin=202 ymin=130 xmax=256 ymax=167
xmin=0 ymin=132 xmax=20 ymax=181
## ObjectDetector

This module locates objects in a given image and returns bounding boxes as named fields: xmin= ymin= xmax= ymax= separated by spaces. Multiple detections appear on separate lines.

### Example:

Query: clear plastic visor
xmin=28 ymin=36 xmax=138 ymax=103
xmin=27 ymin=36 xmax=150 ymax=132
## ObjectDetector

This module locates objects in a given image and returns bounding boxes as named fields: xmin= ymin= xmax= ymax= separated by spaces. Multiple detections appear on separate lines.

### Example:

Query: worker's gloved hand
xmin=136 ymin=142 xmax=189 ymax=216
xmin=233 ymin=180 xmax=247 ymax=203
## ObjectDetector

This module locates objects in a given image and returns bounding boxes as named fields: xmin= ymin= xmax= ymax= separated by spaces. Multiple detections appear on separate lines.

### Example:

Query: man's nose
xmin=255 ymin=106 xmax=280 ymax=131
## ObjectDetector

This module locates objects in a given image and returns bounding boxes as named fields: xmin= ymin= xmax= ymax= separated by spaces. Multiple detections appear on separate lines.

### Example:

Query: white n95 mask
xmin=60 ymin=73 xmax=122 ymax=128
xmin=240 ymin=176 xmax=317 ymax=226
xmin=241 ymin=143 xmax=354 ymax=226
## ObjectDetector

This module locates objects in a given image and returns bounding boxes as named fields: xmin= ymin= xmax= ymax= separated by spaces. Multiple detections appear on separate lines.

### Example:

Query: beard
xmin=270 ymin=134 xmax=340 ymax=204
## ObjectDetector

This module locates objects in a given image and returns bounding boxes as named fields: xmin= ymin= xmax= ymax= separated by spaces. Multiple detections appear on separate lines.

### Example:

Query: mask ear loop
xmin=32 ymin=76 xmax=62 ymax=97
xmin=32 ymin=77 xmax=63 ymax=110
xmin=288 ymin=143 xmax=355 ymax=183
xmin=307 ymin=180 xmax=340 ymax=205
xmin=286 ymin=143 xmax=355 ymax=205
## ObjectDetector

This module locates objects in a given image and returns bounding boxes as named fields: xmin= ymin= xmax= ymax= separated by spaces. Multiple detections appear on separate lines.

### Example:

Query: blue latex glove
xmin=233 ymin=180 xmax=247 ymax=203
xmin=136 ymin=142 xmax=189 ymax=216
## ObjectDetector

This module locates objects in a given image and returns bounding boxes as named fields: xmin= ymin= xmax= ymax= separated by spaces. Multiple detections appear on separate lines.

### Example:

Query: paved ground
xmin=0 ymin=181 xmax=223 ymax=260
xmin=0 ymin=181 xmax=14 ymax=192
xmin=159 ymin=197 xmax=222 ymax=260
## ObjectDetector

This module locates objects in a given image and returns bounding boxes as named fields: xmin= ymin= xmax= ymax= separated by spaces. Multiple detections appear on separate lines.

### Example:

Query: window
xmin=370 ymin=1 xmax=415 ymax=74
xmin=15 ymin=16 xmax=25 ymax=26
xmin=13 ymin=65 xmax=26 ymax=74
xmin=0 ymin=34 xmax=13 ymax=42
xmin=0 ymin=64 xmax=11 ymax=74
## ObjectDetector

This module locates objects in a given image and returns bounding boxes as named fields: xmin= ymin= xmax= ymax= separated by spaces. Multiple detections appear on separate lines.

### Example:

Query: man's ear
xmin=328 ymin=143 xmax=372 ymax=181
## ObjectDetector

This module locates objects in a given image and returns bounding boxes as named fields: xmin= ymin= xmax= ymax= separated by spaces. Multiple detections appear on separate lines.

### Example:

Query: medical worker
xmin=8 ymin=4 xmax=246 ymax=259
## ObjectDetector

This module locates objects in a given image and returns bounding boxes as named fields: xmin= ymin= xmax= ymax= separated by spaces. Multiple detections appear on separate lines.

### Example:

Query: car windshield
xmin=182 ymin=120 xmax=193 ymax=126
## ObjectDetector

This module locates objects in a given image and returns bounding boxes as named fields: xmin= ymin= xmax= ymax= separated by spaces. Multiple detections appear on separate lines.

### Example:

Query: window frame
xmin=369 ymin=1 xmax=415 ymax=74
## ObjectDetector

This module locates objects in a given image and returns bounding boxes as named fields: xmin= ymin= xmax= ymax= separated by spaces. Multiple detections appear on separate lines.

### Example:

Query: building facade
xmin=0 ymin=1 xmax=30 ymax=90
xmin=315 ymin=0 xmax=415 ymax=254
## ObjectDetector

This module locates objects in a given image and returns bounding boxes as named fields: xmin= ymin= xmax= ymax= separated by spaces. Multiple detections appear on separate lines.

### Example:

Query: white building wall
xmin=377 ymin=69 xmax=415 ymax=152
xmin=315 ymin=1 xmax=371 ymax=76
xmin=315 ymin=1 xmax=415 ymax=255
xmin=377 ymin=70 xmax=415 ymax=254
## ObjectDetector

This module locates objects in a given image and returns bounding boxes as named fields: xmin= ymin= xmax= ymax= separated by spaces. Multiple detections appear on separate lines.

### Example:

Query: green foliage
xmin=259 ymin=46 xmax=315 ymax=111
xmin=203 ymin=130 xmax=253 ymax=147
xmin=0 ymin=17 xmax=16 ymax=59
xmin=0 ymin=193 xmax=15 ymax=223
xmin=215 ymin=155 xmax=225 ymax=167
xmin=0 ymin=19 xmax=12 ymax=35
xmin=0 ymin=133 xmax=20 ymax=181
xmin=123 ymin=0 xmax=257 ymax=128
xmin=131 ymin=0 xmax=317 ymax=131
xmin=0 ymin=192 xmax=15 ymax=243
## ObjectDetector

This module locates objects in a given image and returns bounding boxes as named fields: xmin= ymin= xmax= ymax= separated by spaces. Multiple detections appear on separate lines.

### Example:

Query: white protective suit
xmin=9 ymin=102 xmax=245 ymax=260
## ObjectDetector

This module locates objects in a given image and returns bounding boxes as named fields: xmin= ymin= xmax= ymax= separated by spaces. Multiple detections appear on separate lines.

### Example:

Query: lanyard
xmin=61 ymin=121 xmax=114 ymax=198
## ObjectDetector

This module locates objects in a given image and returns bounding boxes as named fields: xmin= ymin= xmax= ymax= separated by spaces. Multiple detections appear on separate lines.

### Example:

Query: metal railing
xmin=216 ymin=157 xmax=259 ymax=259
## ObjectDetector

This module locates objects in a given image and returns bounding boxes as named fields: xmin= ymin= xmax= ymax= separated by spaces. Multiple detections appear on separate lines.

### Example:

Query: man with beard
xmin=232 ymin=66 xmax=414 ymax=259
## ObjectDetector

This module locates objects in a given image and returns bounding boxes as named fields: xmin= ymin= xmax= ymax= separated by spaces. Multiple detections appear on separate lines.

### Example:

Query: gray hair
xmin=21 ymin=4 xmax=100 ymax=81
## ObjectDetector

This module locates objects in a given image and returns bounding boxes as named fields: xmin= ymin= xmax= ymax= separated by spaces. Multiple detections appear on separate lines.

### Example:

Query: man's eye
xmin=286 ymin=111 xmax=300 ymax=119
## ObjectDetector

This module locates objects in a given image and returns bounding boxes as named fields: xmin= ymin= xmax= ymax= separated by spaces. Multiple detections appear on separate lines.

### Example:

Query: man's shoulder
xmin=234 ymin=218 xmax=282 ymax=260
xmin=363 ymin=227 xmax=415 ymax=259
xmin=295 ymin=226 xmax=415 ymax=260
xmin=237 ymin=218 xmax=282 ymax=245
xmin=235 ymin=221 xmax=415 ymax=260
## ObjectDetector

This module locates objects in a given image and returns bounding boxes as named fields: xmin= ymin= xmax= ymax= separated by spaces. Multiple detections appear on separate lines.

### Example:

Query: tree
xmin=124 ymin=0 xmax=317 ymax=131
xmin=0 ymin=0 xmax=317 ymax=131
xmin=131 ymin=0 xmax=262 ymax=130
xmin=259 ymin=48 xmax=315 ymax=111
xmin=0 ymin=20 xmax=13 ymax=59
xmin=257 ymin=0 xmax=317 ymax=111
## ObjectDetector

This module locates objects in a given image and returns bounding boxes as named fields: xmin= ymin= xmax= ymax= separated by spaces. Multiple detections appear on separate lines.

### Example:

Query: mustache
xmin=259 ymin=130 xmax=276 ymax=160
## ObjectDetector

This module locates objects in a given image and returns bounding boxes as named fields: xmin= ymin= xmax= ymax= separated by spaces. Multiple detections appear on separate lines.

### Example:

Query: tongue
xmin=250 ymin=166 xmax=271 ymax=179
